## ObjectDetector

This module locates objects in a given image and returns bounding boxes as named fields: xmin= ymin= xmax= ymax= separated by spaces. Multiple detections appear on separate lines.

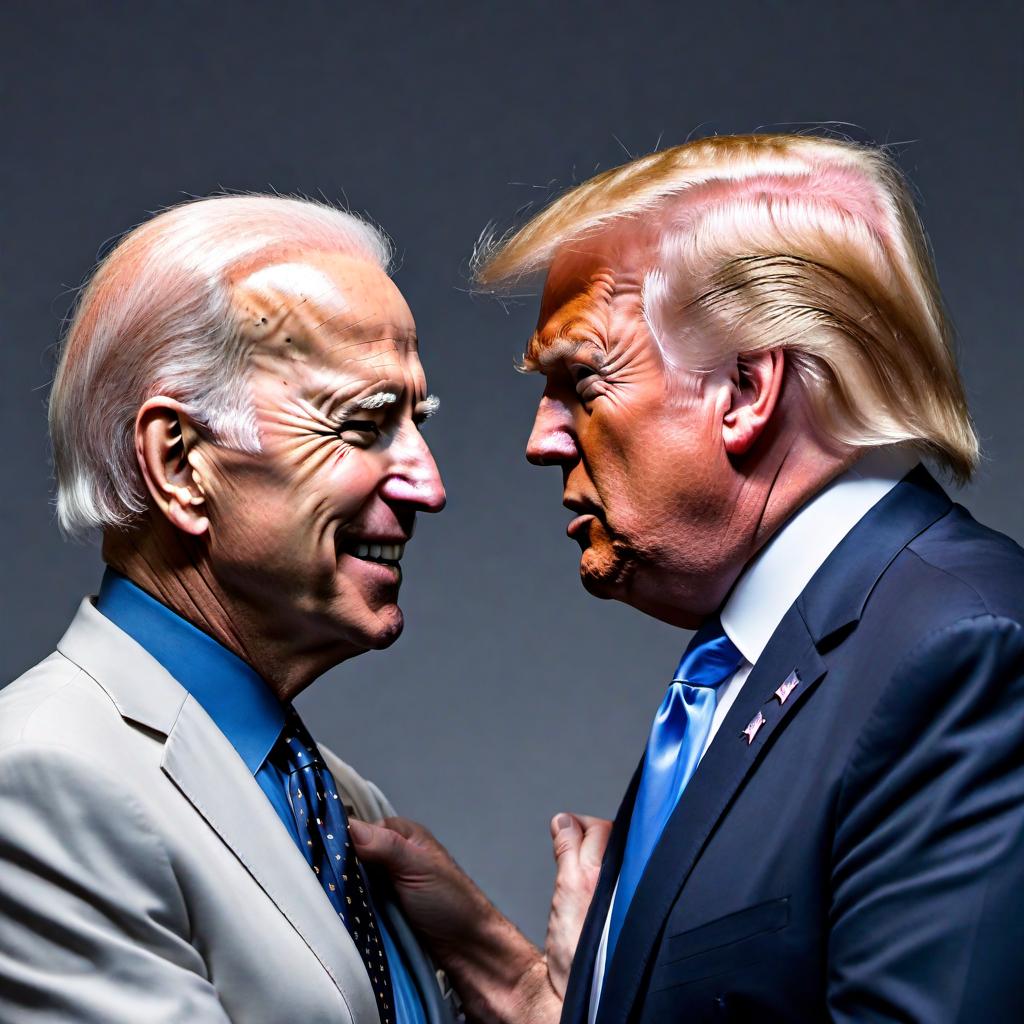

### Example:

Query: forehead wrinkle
xmin=264 ymin=284 xmax=403 ymax=354
xmin=318 ymin=315 xmax=376 ymax=352
xmin=295 ymin=348 xmax=400 ymax=391
xmin=320 ymin=322 xmax=418 ymax=357
xmin=313 ymin=308 xmax=363 ymax=333
xmin=283 ymin=292 xmax=360 ymax=336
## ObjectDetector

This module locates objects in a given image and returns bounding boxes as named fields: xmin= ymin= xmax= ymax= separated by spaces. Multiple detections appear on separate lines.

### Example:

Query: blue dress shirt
xmin=96 ymin=569 xmax=426 ymax=1024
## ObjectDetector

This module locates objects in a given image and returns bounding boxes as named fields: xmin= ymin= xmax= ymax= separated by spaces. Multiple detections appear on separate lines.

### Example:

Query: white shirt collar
xmin=720 ymin=447 xmax=921 ymax=666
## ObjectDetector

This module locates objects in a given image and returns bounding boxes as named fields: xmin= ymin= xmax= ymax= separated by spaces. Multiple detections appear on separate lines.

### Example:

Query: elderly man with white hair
xmin=0 ymin=196 xmax=456 ymax=1023
xmin=352 ymin=135 xmax=1024 ymax=1023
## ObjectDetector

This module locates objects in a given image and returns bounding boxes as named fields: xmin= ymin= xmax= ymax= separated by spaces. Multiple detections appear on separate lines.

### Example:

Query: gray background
xmin=2 ymin=1 xmax=1021 ymax=942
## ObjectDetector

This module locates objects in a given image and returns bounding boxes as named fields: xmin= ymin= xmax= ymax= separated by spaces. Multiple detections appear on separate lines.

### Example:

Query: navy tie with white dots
xmin=272 ymin=706 xmax=394 ymax=1023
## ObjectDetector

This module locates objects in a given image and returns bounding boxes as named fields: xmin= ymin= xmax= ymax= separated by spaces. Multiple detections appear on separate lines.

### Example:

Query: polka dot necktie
xmin=272 ymin=706 xmax=394 ymax=1023
xmin=606 ymin=616 xmax=744 ymax=964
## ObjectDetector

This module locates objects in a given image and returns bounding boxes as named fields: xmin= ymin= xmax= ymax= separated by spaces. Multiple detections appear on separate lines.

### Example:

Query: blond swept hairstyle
xmin=50 ymin=194 xmax=393 ymax=539
xmin=476 ymin=134 xmax=977 ymax=481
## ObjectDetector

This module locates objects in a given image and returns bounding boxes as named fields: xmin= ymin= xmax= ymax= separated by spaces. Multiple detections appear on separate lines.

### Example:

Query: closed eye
xmin=336 ymin=420 xmax=381 ymax=446
xmin=570 ymin=364 xmax=604 ymax=403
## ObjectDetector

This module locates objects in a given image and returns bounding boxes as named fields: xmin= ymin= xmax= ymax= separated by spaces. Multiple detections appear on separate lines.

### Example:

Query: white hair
xmin=49 ymin=194 xmax=393 ymax=539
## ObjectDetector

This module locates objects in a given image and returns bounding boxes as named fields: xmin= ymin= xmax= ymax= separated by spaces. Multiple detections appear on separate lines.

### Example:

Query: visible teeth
xmin=349 ymin=541 xmax=406 ymax=563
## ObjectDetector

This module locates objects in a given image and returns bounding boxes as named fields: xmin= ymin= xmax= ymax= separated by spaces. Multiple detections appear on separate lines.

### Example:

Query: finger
xmin=378 ymin=815 xmax=434 ymax=843
xmin=572 ymin=814 xmax=611 ymax=830
xmin=551 ymin=812 xmax=583 ymax=864
xmin=577 ymin=816 xmax=613 ymax=870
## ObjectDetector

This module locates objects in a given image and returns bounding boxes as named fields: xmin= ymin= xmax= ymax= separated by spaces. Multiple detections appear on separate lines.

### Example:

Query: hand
xmin=351 ymin=817 xmax=561 ymax=1024
xmin=546 ymin=813 xmax=612 ymax=998
xmin=349 ymin=816 xmax=493 ymax=963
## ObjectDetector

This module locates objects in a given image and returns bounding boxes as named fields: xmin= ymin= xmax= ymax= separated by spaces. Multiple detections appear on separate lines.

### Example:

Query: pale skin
xmin=104 ymin=251 xmax=446 ymax=702
xmin=352 ymin=227 xmax=852 ymax=1021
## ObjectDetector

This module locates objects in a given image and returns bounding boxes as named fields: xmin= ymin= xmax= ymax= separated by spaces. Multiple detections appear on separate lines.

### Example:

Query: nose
xmin=380 ymin=427 xmax=447 ymax=513
xmin=526 ymin=394 xmax=578 ymax=466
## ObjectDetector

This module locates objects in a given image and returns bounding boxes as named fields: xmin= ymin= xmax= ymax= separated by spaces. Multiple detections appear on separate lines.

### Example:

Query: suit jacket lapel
xmin=161 ymin=697 xmax=379 ymax=1019
xmin=561 ymin=759 xmax=643 ymax=1024
xmin=590 ymin=466 xmax=953 ymax=1024
xmin=58 ymin=600 xmax=378 ymax=1020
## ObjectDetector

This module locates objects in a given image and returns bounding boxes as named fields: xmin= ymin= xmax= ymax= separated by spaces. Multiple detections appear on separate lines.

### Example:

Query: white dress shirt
xmin=587 ymin=447 xmax=920 ymax=1023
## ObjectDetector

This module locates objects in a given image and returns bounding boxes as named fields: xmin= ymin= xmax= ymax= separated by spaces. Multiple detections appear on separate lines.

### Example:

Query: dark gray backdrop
xmin=3 ymin=1 xmax=1021 ymax=942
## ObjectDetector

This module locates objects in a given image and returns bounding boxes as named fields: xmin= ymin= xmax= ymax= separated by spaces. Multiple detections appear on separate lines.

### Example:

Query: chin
xmin=578 ymin=547 xmax=626 ymax=602
xmin=363 ymin=606 xmax=405 ymax=650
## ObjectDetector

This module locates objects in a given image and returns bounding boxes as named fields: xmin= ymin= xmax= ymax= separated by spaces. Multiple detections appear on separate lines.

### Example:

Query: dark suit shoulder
xmin=902 ymin=503 xmax=1024 ymax=625
xmin=825 ymin=502 xmax=1024 ymax=819
xmin=837 ymin=502 xmax=1024 ymax=761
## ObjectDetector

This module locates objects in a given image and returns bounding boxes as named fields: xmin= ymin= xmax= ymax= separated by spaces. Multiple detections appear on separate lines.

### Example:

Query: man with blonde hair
xmin=354 ymin=135 xmax=1024 ymax=1023
xmin=0 ymin=195 xmax=458 ymax=1023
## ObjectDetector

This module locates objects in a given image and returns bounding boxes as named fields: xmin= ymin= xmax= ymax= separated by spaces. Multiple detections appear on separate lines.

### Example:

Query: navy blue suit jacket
xmin=563 ymin=467 xmax=1024 ymax=1024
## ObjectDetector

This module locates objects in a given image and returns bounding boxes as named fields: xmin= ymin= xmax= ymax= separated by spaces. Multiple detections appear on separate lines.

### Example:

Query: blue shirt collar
xmin=96 ymin=568 xmax=286 ymax=775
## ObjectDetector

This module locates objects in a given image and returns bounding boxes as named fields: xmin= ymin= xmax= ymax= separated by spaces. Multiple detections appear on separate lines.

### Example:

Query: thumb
xmin=349 ymin=819 xmax=408 ymax=871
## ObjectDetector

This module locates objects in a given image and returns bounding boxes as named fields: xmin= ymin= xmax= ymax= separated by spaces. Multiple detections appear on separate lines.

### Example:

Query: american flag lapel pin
xmin=774 ymin=670 xmax=800 ymax=706
xmin=742 ymin=711 xmax=766 ymax=745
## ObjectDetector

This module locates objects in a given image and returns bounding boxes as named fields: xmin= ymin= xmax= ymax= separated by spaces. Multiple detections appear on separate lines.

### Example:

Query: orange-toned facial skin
xmin=524 ymin=232 xmax=836 ymax=630
xmin=110 ymin=253 xmax=445 ymax=699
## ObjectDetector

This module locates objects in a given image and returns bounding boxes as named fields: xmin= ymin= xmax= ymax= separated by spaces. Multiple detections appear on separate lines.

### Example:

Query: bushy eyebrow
xmin=320 ymin=388 xmax=440 ymax=423
xmin=416 ymin=395 xmax=440 ymax=419
xmin=356 ymin=392 xmax=398 ymax=410
xmin=523 ymin=335 xmax=607 ymax=372
xmin=311 ymin=381 xmax=402 ymax=422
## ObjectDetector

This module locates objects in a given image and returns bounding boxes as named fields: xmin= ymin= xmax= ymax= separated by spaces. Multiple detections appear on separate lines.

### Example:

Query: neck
xmin=720 ymin=394 xmax=856 ymax=604
xmin=749 ymin=436 xmax=853 ymax=557
xmin=102 ymin=519 xmax=338 ymax=702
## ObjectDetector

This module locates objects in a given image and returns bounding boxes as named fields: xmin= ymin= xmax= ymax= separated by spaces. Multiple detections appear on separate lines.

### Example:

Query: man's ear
xmin=135 ymin=397 xmax=210 ymax=536
xmin=721 ymin=348 xmax=785 ymax=457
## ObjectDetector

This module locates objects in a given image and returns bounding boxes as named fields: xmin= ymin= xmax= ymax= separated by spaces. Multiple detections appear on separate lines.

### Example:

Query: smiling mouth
xmin=340 ymin=541 xmax=406 ymax=565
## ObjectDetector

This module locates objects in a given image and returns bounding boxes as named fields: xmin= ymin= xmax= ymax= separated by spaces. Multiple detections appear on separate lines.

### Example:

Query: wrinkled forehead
xmin=231 ymin=252 xmax=419 ymax=376
xmin=527 ymin=226 xmax=660 ymax=364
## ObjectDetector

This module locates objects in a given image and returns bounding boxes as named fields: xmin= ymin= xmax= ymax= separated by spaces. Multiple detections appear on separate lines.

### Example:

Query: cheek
xmin=268 ymin=440 xmax=381 ymax=514
xmin=318 ymin=450 xmax=383 ymax=521
xmin=595 ymin=409 xmax=722 ymax=526
xmin=204 ymin=445 xmax=382 ymax=560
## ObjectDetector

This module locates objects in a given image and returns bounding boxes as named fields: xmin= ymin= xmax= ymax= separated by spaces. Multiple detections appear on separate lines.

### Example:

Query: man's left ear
xmin=721 ymin=348 xmax=785 ymax=457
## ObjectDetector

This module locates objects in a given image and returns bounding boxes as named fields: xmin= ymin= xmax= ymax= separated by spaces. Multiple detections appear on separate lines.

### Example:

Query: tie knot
xmin=271 ymin=706 xmax=324 ymax=775
xmin=673 ymin=617 xmax=744 ymax=690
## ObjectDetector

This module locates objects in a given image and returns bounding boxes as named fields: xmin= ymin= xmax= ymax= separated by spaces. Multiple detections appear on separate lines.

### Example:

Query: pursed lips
xmin=563 ymin=495 xmax=603 ymax=543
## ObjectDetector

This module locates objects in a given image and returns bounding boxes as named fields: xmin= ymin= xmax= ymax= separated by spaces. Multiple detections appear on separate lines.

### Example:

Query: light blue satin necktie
xmin=605 ymin=617 xmax=744 ymax=964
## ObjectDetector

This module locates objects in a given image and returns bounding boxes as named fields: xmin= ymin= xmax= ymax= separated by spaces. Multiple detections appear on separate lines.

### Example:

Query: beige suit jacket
xmin=0 ymin=597 xmax=458 ymax=1023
